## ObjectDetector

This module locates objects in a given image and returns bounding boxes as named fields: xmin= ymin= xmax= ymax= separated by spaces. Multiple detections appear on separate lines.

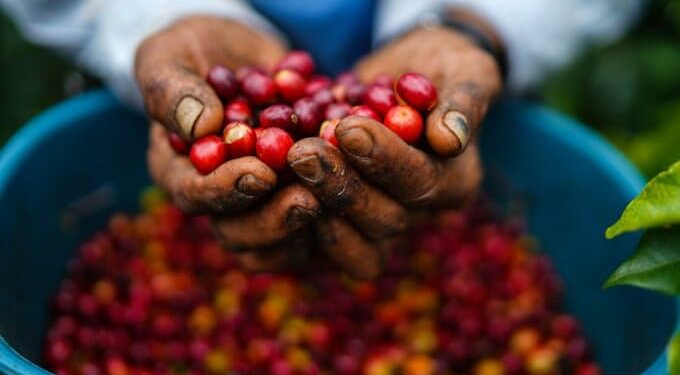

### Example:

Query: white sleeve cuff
xmin=374 ymin=0 xmax=644 ymax=92
xmin=78 ymin=0 xmax=283 ymax=108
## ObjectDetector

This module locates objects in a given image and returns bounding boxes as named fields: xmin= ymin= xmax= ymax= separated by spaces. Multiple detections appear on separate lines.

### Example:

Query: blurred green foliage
xmin=0 ymin=2 xmax=678 ymax=178
xmin=0 ymin=14 xmax=96 ymax=145
xmin=541 ymin=0 xmax=680 ymax=177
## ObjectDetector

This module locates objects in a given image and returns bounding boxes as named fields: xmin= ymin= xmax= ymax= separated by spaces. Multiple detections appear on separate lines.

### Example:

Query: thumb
xmin=135 ymin=32 xmax=223 ymax=140
xmin=425 ymin=83 xmax=494 ymax=157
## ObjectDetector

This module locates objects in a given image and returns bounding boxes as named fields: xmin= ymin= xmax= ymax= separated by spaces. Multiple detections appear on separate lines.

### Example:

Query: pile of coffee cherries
xmin=44 ymin=188 xmax=601 ymax=375
xmin=168 ymin=51 xmax=438 ymax=175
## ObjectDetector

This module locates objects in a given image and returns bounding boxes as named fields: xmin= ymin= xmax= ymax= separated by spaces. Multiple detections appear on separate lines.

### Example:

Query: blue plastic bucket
xmin=0 ymin=90 xmax=675 ymax=374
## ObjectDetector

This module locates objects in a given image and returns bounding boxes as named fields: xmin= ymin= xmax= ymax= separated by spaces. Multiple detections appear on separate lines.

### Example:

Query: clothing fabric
xmin=0 ymin=0 xmax=644 ymax=105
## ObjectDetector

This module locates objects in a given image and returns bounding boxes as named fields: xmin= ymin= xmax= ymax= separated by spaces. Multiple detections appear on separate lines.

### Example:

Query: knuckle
xmin=325 ymin=170 xmax=358 ymax=209
xmin=401 ymin=180 xmax=440 ymax=208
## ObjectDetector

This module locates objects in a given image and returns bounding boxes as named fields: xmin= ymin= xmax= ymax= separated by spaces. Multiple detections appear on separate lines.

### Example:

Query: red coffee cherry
xmin=312 ymin=88 xmax=334 ymax=109
xmin=324 ymin=103 xmax=351 ymax=120
xmin=274 ymin=69 xmax=307 ymax=102
xmin=223 ymin=122 xmax=256 ymax=159
xmin=259 ymin=104 xmax=298 ymax=130
xmin=383 ymin=105 xmax=423 ymax=144
xmin=362 ymin=84 xmax=397 ymax=116
xmin=255 ymin=127 xmax=294 ymax=171
xmin=305 ymin=76 xmax=332 ymax=96
xmin=167 ymin=132 xmax=189 ymax=154
xmin=350 ymin=105 xmax=380 ymax=121
xmin=236 ymin=66 xmax=265 ymax=83
xmin=319 ymin=119 xmax=340 ymax=147
xmin=372 ymin=74 xmax=394 ymax=88
xmin=395 ymin=72 xmax=438 ymax=111
xmin=335 ymin=71 xmax=359 ymax=86
xmin=293 ymin=97 xmax=323 ymax=135
xmin=189 ymin=135 xmax=228 ymax=174
xmin=345 ymin=82 xmax=366 ymax=104
xmin=206 ymin=65 xmax=238 ymax=101
xmin=276 ymin=50 xmax=315 ymax=77
xmin=241 ymin=71 xmax=277 ymax=105
xmin=224 ymin=97 xmax=253 ymax=124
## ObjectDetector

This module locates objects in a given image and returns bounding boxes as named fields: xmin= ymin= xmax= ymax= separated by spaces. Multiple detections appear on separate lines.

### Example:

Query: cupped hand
xmin=287 ymin=25 xmax=503 ymax=278
xmin=137 ymin=16 xmax=320 ymax=270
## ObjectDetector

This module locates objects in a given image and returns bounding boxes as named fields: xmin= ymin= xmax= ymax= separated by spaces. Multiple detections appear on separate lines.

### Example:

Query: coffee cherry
xmin=350 ymin=105 xmax=380 ymax=121
xmin=510 ymin=327 xmax=540 ymax=355
xmin=501 ymin=352 xmax=523 ymax=374
xmin=205 ymin=348 xmax=231 ymax=373
xmin=373 ymin=74 xmax=394 ymax=88
xmin=206 ymin=65 xmax=238 ymax=101
xmin=325 ymin=103 xmax=351 ymax=120
xmin=51 ymin=316 xmax=77 ymax=339
xmin=312 ymin=88 xmax=334 ymax=109
xmin=189 ymin=305 xmax=217 ymax=337
xmin=189 ymin=338 xmax=211 ymax=363
xmin=241 ymin=71 xmax=277 ymax=105
xmin=383 ymin=105 xmax=423 ymax=144
xmin=275 ymin=69 xmax=307 ymax=102
xmin=345 ymin=83 xmax=366 ymax=104
xmin=270 ymin=359 xmax=294 ymax=375
xmin=575 ymin=363 xmax=602 ymax=375
xmin=152 ymin=313 xmax=181 ymax=338
xmin=305 ymin=76 xmax=332 ymax=95
xmin=223 ymin=122 xmax=256 ymax=159
xmin=551 ymin=314 xmax=579 ymax=338
xmin=319 ymin=119 xmax=340 ymax=147
xmin=260 ymin=104 xmax=298 ymax=130
xmin=293 ymin=98 xmax=323 ymax=135
xmin=77 ymin=293 xmax=99 ymax=318
xmin=566 ymin=337 xmax=588 ymax=361
xmin=46 ymin=339 xmax=72 ymax=365
xmin=527 ymin=347 xmax=558 ymax=374
xmin=277 ymin=51 xmax=315 ymax=77
xmin=333 ymin=354 xmax=359 ymax=375
xmin=224 ymin=98 xmax=253 ymax=124
xmin=395 ymin=73 xmax=438 ymax=111
xmin=255 ymin=127 xmax=294 ymax=171
xmin=189 ymin=135 xmax=228 ymax=174
xmin=80 ymin=362 xmax=101 ymax=375
xmin=236 ymin=66 xmax=265 ymax=83
xmin=105 ymin=357 xmax=129 ymax=375
xmin=167 ymin=132 xmax=188 ymax=154
xmin=77 ymin=327 xmax=97 ymax=349
xmin=92 ymin=279 xmax=117 ymax=306
xmin=335 ymin=71 xmax=359 ymax=86
xmin=474 ymin=358 xmax=504 ymax=375
xmin=362 ymin=84 xmax=397 ymax=116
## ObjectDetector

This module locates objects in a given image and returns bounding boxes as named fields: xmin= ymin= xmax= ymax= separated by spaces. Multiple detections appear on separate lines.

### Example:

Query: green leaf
xmin=604 ymin=227 xmax=680 ymax=294
xmin=669 ymin=332 xmax=680 ymax=375
xmin=606 ymin=160 xmax=680 ymax=239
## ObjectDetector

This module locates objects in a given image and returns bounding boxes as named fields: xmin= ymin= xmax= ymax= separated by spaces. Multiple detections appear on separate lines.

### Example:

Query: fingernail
xmin=443 ymin=111 xmax=470 ymax=151
xmin=290 ymin=155 xmax=324 ymax=184
xmin=236 ymin=174 xmax=271 ymax=196
xmin=284 ymin=205 xmax=319 ymax=228
xmin=175 ymin=96 xmax=204 ymax=137
xmin=337 ymin=128 xmax=373 ymax=158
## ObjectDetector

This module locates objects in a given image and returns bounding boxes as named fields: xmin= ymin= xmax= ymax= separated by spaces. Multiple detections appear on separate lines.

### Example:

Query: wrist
xmin=443 ymin=9 xmax=504 ymax=56
xmin=421 ymin=8 xmax=507 ymax=82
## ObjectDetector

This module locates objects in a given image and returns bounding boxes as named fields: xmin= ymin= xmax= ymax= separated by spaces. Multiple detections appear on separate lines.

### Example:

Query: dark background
xmin=1 ymin=1 xmax=678 ymax=177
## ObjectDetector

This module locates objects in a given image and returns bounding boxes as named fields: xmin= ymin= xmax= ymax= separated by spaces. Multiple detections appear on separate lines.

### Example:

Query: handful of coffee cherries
xmin=166 ymin=51 xmax=439 ymax=175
